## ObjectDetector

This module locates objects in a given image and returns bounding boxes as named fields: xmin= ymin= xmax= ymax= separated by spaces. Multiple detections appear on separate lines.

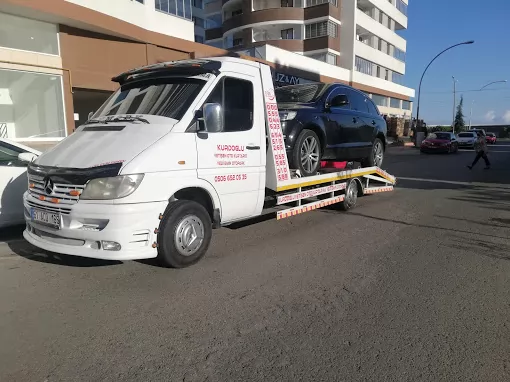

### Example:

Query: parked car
xmin=420 ymin=132 xmax=459 ymax=154
xmin=0 ymin=139 xmax=40 ymax=228
xmin=470 ymin=128 xmax=486 ymax=137
xmin=457 ymin=131 xmax=478 ymax=149
xmin=275 ymin=83 xmax=387 ymax=176
xmin=486 ymin=132 xmax=497 ymax=144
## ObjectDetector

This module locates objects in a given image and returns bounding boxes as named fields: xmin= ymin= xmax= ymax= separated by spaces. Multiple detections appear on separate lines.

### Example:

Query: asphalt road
xmin=1 ymin=143 xmax=510 ymax=382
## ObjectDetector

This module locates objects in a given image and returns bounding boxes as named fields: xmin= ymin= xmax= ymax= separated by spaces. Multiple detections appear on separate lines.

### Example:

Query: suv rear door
xmin=345 ymin=88 xmax=372 ymax=159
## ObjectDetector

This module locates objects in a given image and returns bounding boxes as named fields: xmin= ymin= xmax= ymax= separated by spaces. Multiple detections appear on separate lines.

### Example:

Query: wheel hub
xmin=174 ymin=215 xmax=205 ymax=256
xmin=300 ymin=136 xmax=320 ymax=173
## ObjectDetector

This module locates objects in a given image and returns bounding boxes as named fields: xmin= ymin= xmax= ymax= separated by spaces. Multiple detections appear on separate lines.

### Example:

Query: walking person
xmin=467 ymin=131 xmax=490 ymax=170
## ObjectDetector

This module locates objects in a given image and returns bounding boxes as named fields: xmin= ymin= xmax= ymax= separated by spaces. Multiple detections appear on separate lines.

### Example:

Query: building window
xmin=390 ymin=98 xmax=401 ymax=108
xmin=195 ymin=35 xmax=204 ymax=43
xmin=193 ymin=16 xmax=204 ymax=27
xmin=355 ymin=56 xmax=373 ymax=76
xmin=232 ymin=38 xmax=243 ymax=47
xmin=372 ymin=94 xmax=388 ymax=107
xmin=308 ymin=52 xmax=337 ymax=65
xmin=385 ymin=69 xmax=389 ymax=81
xmin=393 ymin=47 xmax=406 ymax=62
xmin=231 ymin=9 xmax=243 ymax=17
xmin=135 ymin=0 xmax=144 ymax=3
xmin=0 ymin=13 xmax=59 ymax=55
xmin=281 ymin=28 xmax=294 ymax=39
xmin=155 ymin=0 xmax=193 ymax=20
xmin=281 ymin=0 xmax=294 ymax=6
xmin=192 ymin=0 xmax=203 ymax=8
xmin=402 ymin=100 xmax=411 ymax=110
xmin=305 ymin=21 xmax=338 ymax=39
xmin=0 ymin=69 xmax=66 ymax=139
xmin=392 ymin=72 xmax=404 ymax=85
xmin=397 ymin=0 xmax=407 ymax=16
xmin=307 ymin=0 xmax=338 ymax=6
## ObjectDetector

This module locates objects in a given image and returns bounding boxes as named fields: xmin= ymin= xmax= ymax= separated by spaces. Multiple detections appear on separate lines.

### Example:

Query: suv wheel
xmin=362 ymin=138 xmax=384 ymax=168
xmin=291 ymin=129 xmax=321 ymax=177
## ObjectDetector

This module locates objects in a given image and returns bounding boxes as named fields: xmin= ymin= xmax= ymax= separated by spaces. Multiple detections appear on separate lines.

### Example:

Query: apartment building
xmin=0 ymin=0 xmax=225 ymax=150
xmin=204 ymin=0 xmax=413 ymax=117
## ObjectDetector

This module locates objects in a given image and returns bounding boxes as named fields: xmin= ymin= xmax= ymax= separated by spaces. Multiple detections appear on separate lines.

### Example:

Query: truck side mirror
xmin=200 ymin=103 xmax=223 ymax=133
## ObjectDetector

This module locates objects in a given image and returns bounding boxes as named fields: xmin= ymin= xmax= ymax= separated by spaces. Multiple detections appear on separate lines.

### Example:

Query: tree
xmin=454 ymin=96 xmax=466 ymax=131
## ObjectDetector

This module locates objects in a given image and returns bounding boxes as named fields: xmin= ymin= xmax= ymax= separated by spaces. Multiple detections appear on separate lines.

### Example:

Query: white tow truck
xmin=23 ymin=57 xmax=396 ymax=268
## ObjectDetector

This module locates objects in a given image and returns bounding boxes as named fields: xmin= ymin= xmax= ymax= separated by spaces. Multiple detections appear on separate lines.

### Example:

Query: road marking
xmin=397 ymin=176 xmax=510 ymax=188
xmin=458 ymin=149 xmax=509 ymax=153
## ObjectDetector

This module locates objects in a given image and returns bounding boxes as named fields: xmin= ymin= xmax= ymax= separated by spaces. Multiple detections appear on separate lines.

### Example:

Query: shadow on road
xmin=447 ymin=235 xmax=510 ymax=261
xmin=7 ymin=240 xmax=122 ymax=267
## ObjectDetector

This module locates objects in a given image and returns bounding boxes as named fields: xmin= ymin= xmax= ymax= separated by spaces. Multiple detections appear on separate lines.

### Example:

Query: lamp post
xmin=414 ymin=40 xmax=474 ymax=140
xmin=469 ymin=80 xmax=506 ymax=129
xmin=452 ymin=76 xmax=457 ymax=133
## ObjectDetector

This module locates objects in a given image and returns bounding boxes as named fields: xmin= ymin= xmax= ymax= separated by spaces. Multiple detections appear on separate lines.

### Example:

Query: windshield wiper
xmin=83 ymin=116 xmax=150 ymax=125
xmin=106 ymin=116 xmax=150 ymax=124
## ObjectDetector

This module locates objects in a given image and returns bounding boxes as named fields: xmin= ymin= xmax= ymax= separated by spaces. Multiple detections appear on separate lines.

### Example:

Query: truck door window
xmin=205 ymin=77 xmax=254 ymax=132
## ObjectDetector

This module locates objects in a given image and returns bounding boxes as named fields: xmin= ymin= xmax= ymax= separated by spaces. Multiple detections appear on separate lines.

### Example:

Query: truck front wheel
xmin=157 ymin=200 xmax=212 ymax=268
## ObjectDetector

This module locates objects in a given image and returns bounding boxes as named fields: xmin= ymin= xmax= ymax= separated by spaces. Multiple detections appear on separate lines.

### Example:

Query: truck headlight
xmin=279 ymin=111 xmax=297 ymax=121
xmin=81 ymin=174 xmax=144 ymax=200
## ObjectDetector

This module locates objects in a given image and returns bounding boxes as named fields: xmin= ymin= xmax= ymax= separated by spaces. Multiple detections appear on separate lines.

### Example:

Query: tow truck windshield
xmin=91 ymin=77 xmax=206 ymax=121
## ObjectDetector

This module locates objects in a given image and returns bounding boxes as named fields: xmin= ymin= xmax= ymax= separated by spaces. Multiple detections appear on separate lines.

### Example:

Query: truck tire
xmin=291 ymin=129 xmax=321 ymax=177
xmin=339 ymin=179 xmax=358 ymax=211
xmin=361 ymin=138 xmax=384 ymax=168
xmin=157 ymin=200 xmax=212 ymax=268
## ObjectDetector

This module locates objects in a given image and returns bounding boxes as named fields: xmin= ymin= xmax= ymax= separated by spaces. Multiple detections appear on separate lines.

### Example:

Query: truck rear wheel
xmin=157 ymin=200 xmax=212 ymax=268
xmin=339 ymin=179 xmax=358 ymax=211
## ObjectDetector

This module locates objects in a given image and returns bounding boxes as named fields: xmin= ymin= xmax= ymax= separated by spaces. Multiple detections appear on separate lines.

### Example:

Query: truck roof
xmin=112 ymin=56 xmax=263 ymax=85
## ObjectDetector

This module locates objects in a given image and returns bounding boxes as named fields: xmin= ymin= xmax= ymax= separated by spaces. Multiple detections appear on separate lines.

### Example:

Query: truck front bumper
xmin=23 ymin=193 xmax=167 ymax=261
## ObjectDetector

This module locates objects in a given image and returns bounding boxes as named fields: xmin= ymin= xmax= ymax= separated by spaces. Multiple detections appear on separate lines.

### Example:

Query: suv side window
xmin=327 ymin=87 xmax=350 ymax=109
xmin=366 ymin=98 xmax=380 ymax=116
xmin=347 ymin=89 xmax=369 ymax=113
xmin=205 ymin=77 xmax=254 ymax=132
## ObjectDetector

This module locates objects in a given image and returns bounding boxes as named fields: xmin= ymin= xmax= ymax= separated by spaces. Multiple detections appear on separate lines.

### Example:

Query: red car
xmin=420 ymin=132 xmax=459 ymax=154
xmin=486 ymin=133 xmax=497 ymax=144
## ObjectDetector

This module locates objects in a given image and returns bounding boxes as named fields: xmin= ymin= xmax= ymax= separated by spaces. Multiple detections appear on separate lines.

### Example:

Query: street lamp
xmin=469 ymin=80 xmax=507 ymax=128
xmin=414 ymin=40 xmax=474 ymax=140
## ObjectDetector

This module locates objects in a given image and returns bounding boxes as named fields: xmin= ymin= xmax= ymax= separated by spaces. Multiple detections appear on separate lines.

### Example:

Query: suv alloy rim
xmin=301 ymin=136 xmax=320 ymax=173
xmin=374 ymin=141 xmax=383 ymax=167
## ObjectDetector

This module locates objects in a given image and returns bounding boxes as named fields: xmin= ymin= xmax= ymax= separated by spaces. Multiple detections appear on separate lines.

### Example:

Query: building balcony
xmin=304 ymin=3 xmax=340 ymax=21
xmin=356 ymin=8 xmax=406 ymax=50
xmin=223 ymin=7 xmax=305 ymax=34
xmin=303 ymin=35 xmax=340 ymax=52
xmin=355 ymin=40 xmax=405 ymax=74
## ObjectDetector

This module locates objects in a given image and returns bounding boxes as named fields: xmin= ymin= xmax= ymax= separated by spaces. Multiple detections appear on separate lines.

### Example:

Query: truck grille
xmin=26 ymin=200 xmax=72 ymax=215
xmin=28 ymin=174 xmax=85 ymax=205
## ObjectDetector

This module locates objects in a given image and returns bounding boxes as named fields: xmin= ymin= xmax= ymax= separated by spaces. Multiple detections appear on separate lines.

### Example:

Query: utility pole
xmin=469 ymin=100 xmax=474 ymax=129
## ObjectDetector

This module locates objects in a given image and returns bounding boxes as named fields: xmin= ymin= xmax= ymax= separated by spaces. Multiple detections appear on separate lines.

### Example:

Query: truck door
xmin=195 ymin=72 xmax=264 ymax=223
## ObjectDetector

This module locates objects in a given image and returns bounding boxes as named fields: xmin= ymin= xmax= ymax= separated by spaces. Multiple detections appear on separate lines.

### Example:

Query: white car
xmin=0 ymin=138 xmax=40 ymax=228
xmin=456 ymin=131 xmax=478 ymax=148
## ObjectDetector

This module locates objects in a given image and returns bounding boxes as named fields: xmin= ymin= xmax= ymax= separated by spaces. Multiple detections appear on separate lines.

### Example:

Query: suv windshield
xmin=92 ymin=77 xmax=206 ymax=121
xmin=275 ymin=83 xmax=327 ymax=103
xmin=428 ymin=133 xmax=450 ymax=140
xmin=458 ymin=132 xmax=475 ymax=137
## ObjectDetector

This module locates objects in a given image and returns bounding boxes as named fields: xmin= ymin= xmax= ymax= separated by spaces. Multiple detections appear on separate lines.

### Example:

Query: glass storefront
xmin=0 ymin=69 xmax=66 ymax=139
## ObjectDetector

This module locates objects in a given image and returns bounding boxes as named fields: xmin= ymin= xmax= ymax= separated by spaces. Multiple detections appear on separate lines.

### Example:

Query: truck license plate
xmin=31 ymin=208 xmax=61 ymax=229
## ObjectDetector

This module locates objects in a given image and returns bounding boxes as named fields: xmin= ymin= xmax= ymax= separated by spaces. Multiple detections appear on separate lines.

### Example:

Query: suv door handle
xmin=372 ymin=120 xmax=376 ymax=125
xmin=352 ymin=117 xmax=357 ymax=123
xmin=246 ymin=145 xmax=260 ymax=150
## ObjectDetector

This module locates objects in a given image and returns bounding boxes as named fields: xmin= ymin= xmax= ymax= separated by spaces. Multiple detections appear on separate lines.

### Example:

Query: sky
xmin=403 ymin=0 xmax=510 ymax=125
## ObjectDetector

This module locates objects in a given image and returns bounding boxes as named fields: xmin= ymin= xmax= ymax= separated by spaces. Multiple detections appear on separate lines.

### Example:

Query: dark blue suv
xmin=275 ymin=83 xmax=387 ymax=176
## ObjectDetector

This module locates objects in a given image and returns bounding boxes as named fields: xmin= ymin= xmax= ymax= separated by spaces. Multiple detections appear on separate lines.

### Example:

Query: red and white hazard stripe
xmin=277 ymin=195 xmax=345 ymax=220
